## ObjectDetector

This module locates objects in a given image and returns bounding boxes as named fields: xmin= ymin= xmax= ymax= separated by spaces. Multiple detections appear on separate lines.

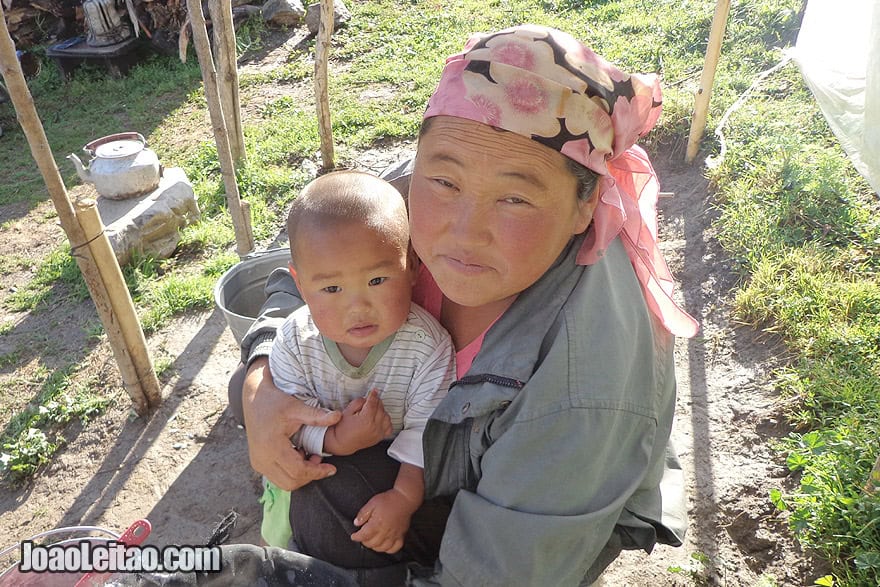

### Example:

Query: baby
xmin=261 ymin=170 xmax=455 ymax=555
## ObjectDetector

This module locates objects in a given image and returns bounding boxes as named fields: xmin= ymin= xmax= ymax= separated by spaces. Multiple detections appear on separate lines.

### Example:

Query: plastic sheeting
xmin=793 ymin=0 xmax=880 ymax=196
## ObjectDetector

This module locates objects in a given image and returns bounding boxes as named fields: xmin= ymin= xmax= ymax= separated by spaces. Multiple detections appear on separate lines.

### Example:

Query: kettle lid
xmin=94 ymin=138 xmax=145 ymax=159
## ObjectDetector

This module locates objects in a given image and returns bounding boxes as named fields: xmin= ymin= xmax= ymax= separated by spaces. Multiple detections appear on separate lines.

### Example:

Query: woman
xmin=234 ymin=24 xmax=698 ymax=586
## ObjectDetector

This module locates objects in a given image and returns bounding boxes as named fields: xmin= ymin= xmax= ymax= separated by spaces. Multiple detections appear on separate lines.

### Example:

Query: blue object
xmin=51 ymin=36 xmax=85 ymax=51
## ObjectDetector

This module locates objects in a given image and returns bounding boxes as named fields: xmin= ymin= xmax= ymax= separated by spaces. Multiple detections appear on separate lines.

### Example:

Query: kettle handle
xmin=84 ymin=132 xmax=146 ymax=155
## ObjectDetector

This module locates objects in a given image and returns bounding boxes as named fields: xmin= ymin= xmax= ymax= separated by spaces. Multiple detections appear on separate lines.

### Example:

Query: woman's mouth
xmin=443 ymin=255 xmax=491 ymax=275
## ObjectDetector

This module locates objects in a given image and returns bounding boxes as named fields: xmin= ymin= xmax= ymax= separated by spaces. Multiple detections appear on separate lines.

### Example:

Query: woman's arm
xmin=234 ymin=267 xmax=340 ymax=489
xmin=241 ymin=358 xmax=341 ymax=490
xmin=422 ymin=407 xmax=660 ymax=586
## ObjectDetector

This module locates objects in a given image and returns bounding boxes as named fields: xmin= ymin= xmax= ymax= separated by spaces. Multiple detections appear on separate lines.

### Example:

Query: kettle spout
xmin=67 ymin=153 xmax=92 ymax=184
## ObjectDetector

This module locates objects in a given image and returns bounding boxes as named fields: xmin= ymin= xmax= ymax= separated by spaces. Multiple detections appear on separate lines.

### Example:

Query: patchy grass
xmin=707 ymin=49 xmax=880 ymax=587
xmin=0 ymin=364 xmax=109 ymax=482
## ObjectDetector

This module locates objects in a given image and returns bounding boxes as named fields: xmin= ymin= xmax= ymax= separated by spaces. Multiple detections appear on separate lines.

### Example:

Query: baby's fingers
xmin=354 ymin=502 xmax=374 ymax=527
xmin=343 ymin=396 xmax=367 ymax=415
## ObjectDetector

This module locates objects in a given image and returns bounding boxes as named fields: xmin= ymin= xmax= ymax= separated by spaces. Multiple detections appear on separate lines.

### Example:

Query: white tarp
xmin=793 ymin=0 xmax=880 ymax=196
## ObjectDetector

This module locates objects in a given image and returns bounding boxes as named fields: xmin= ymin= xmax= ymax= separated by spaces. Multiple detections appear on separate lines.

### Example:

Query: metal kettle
xmin=68 ymin=132 xmax=162 ymax=200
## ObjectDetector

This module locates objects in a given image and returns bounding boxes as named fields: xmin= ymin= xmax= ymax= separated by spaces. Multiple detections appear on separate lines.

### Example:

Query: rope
xmin=705 ymin=53 xmax=794 ymax=169
xmin=69 ymin=230 xmax=107 ymax=259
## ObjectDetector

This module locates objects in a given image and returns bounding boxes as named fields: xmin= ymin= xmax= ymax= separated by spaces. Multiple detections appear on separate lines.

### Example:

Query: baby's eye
xmin=369 ymin=277 xmax=387 ymax=286
xmin=322 ymin=285 xmax=341 ymax=293
xmin=433 ymin=178 xmax=456 ymax=189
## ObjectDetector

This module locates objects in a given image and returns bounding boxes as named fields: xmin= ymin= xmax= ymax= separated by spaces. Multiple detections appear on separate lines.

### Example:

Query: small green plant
xmin=668 ymin=551 xmax=712 ymax=585
xmin=0 ymin=364 xmax=110 ymax=482
xmin=0 ymin=349 xmax=22 ymax=369
xmin=0 ymin=428 xmax=57 ymax=478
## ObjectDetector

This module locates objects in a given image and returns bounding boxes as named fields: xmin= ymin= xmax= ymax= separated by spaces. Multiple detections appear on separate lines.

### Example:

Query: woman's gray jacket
xmin=240 ymin=232 xmax=687 ymax=587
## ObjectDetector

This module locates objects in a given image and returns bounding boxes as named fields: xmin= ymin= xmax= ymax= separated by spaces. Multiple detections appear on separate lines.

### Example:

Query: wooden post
xmin=865 ymin=452 xmax=880 ymax=494
xmin=74 ymin=197 xmax=162 ymax=409
xmin=209 ymin=0 xmax=246 ymax=165
xmin=685 ymin=0 xmax=731 ymax=163
xmin=0 ymin=5 xmax=158 ymax=415
xmin=187 ymin=0 xmax=254 ymax=257
xmin=315 ymin=0 xmax=335 ymax=170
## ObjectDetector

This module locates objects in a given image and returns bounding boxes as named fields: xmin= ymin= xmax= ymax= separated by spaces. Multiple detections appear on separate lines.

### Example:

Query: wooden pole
xmin=685 ymin=0 xmax=731 ymax=163
xmin=187 ymin=0 xmax=254 ymax=257
xmin=865 ymin=452 xmax=880 ymax=494
xmin=209 ymin=0 xmax=246 ymax=165
xmin=74 ymin=197 xmax=162 ymax=409
xmin=315 ymin=0 xmax=335 ymax=170
xmin=0 ymin=5 xmax=157 ymax=415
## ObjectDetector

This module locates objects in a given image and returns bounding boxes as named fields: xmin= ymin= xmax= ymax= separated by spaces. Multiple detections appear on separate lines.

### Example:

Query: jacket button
xmin=461 ymin=402 xmax=470 ymax=414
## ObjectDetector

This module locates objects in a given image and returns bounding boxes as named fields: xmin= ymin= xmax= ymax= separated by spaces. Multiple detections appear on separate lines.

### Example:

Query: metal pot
xmin=67 ymin=132 xmax=162 ymax=200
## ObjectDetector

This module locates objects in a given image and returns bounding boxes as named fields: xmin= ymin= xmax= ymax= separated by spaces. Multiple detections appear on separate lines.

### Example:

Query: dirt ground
xmin=0 ymin=31 xmax=827 ymax=586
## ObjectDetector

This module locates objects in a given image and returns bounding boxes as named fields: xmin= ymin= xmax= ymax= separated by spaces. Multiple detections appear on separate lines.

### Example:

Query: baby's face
xmin=292 ymin=221 xmax=415 ymax=352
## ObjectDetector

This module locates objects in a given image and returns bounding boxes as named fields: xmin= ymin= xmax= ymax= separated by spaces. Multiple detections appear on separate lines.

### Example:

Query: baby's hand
xmin=350 ymin=489 xmax=416 ymax=554
xmin=323 ymin=389 xmax=392 ymax=455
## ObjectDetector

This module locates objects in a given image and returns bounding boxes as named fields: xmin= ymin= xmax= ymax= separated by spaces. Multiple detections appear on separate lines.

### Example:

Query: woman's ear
xmin=406 ymin=244 xmax=420 ymax=285
xmin=574 ymin=190 xmax=600 ymax=234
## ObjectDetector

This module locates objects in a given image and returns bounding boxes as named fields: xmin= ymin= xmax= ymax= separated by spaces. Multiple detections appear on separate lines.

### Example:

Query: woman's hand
xmin=242 ymin=357 xmax=342 ymax=490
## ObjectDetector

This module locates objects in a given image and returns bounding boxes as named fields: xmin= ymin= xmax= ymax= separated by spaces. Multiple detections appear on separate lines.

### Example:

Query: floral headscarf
xmin=424 ymin=24 xmax=698 ymax=338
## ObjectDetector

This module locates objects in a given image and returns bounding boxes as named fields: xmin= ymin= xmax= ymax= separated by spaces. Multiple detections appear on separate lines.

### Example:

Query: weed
xmin=0 ymin=365 xmax=109 ymax=482
xmin=668 ymin=551 xmax=712 ymax=585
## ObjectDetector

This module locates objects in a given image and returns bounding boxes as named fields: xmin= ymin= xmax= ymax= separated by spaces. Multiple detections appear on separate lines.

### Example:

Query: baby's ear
xmin=288 ymin=262 xmax=300 ymax=287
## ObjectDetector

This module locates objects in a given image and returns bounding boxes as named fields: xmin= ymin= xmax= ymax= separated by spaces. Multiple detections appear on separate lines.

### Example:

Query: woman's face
xmin=409 ymin=116 xmax=598 ymax=309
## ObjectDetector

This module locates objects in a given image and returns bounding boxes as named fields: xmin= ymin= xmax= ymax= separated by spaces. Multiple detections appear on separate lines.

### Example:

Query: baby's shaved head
xmin=287 ymin=171 xmax=409 ymax=265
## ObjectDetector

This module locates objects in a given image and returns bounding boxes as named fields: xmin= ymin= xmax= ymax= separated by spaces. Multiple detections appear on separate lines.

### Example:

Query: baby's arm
xmin=350 ymin=463 xmax=424 ymax=554
xmin=322 ymin=389 xmax=392 ymax=456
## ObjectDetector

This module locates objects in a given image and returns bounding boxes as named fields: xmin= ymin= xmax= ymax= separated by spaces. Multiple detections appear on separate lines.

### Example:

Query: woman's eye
xmin=503 ymin=196 xmax=528 ymax=205
xmin=369 ymin=277 xmax=387 ymax=286
xmin=322 ymin=286 xmax=341 ymax=293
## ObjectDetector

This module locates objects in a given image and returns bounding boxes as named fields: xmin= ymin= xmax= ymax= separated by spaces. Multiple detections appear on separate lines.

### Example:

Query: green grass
xmin=705 ymin=36 xmax=880 ymax=587
xmin=0 ymin=364 xmax=110 ymax=482
xmin=3 ymin=247 xmax=90 ymax=312
xmin=2 ymin=1 xmax=879 ymax=581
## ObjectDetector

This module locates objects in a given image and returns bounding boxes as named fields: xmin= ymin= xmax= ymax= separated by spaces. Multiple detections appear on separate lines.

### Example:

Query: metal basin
xmin=214 ymin=248 xmax=290 ymax=345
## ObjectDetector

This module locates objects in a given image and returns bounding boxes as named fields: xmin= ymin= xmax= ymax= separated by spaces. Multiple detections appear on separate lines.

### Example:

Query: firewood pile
xmin=3 ymin=0 xmax=262 ymax=53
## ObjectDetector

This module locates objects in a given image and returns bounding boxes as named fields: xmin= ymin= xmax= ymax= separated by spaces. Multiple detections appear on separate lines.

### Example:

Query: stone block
xmin=305 ymin=0 xmax=351 ymax=35
xmin=262 ymin=0 xmax=305 ymax=26
xmin=94 ymin=167 xmax=200 ymax=266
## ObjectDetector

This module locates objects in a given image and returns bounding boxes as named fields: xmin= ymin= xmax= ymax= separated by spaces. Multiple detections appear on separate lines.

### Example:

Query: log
xmin=0 ymin=4 xmax=159 ymax=414
xmin=74 ymin=197 xmax=162 ymax=409
xmin=314 ymin=0 xmax=334 ymax=170
xmin=186 ymin=0 xmax=254 ymax=257
xmin=685 ymin=0 xmax=731 ymax=163
xmin=209 ymin=0 xmax=245 ymax=165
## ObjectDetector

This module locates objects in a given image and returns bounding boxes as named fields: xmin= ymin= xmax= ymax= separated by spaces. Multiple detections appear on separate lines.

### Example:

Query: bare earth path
xmin=0 ymin=36 xmax=825 ymax=586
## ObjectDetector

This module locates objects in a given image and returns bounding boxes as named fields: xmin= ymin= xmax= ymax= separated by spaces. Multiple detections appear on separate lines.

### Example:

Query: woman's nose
xmin=448 ymin=198 xmax=491 ymax=246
